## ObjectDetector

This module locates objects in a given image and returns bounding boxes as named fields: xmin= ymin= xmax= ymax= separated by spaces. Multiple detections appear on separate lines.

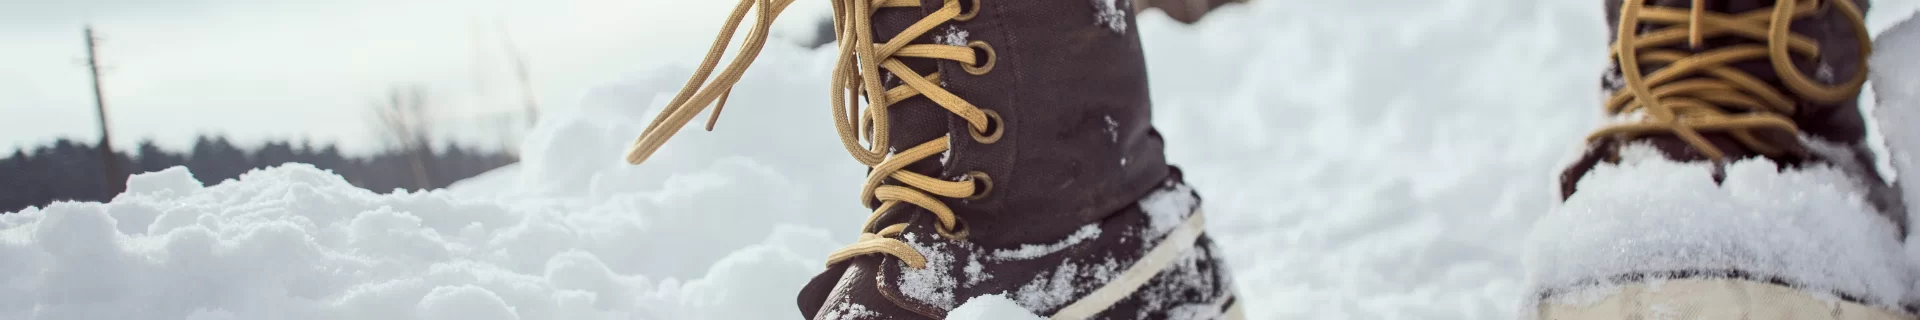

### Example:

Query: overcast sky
xmin=5 ymin=0 xmax=1920 ymax=155
xmin=0 ymin=0 xmax=832 ymax=155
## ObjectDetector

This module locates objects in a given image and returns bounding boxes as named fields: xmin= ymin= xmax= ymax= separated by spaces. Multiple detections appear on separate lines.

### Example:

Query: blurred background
xmin=0 ymin=0 xmax=1257 ymax=213
xmin=1 ymin=0 xmax=852 ymax=211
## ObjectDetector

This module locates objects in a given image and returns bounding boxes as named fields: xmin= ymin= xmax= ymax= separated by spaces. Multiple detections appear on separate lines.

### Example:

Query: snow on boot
xmin=621 ymin=0 xmax=1242 ymax=319
xmin=1531 ymin=0 xmax=1914 ymax=319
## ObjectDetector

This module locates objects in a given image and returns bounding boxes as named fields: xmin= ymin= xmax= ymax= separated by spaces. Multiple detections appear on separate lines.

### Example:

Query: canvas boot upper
xmin=622 ymin=0 xmax=1232 ymax=319
xmin=855 ymin=0 xmax=1173 ymax=248
xmin=630 ymin=0 xmax=1169 ymax=252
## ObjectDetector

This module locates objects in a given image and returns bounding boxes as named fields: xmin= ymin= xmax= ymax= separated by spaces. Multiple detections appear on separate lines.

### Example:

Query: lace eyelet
xmin=963 ymin=40 xmax=996 ymax=75
xmin=969 ymin=109 xmax=1004 ymax=144
xmin=964 ymin=171 xmax=993 ymax=200
xmin=955 ymin=0 xmax=982 ymax=21
xmin=936 ymin=217 xmax=970 ymax=240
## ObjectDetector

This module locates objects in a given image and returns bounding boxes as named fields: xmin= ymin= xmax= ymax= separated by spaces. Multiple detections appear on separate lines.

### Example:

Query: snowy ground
xmin=8 ymin=1 xmax=1920 ymax=319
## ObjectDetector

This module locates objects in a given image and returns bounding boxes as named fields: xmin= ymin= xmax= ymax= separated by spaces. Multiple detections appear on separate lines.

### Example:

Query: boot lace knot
xmin=621 ymin=0 xmax=995 ymax=269
xmin=1591 ymin=0 xmax=1869 ymax=161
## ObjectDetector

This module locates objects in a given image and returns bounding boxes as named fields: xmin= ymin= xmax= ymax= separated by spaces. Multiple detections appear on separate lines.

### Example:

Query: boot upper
xmin=1562 ymin=0 xmax=1899 ymax=226
xmin=873 ymin=0 xmax=1170 ymax=247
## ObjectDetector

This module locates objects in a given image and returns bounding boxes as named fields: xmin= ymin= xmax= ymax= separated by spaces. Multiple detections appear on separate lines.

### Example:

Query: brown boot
xmin=1561 ymin=0 xmax=1901 ymax=231
xmin=1538 ymin=0 xmax=1914 ymax=318
xmin=622 ymin=0 xmax=1240 ymax=319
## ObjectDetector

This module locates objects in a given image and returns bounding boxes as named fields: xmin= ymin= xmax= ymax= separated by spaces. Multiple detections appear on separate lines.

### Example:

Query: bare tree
xmin=372 ymin=85 xmax=434 ymax=189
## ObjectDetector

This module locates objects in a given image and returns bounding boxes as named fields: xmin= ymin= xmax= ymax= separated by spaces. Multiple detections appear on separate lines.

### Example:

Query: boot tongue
xmin=1647 ymin=0 xmax=1768 ymax=12
xmin=863 ymin=1 xmax=956 ymax=219
xmin=872 ymin=1 xmax=954 ymax=182
xmin=1619 ymin=0 xmax=1800 ymax=159
xmin=1634 ymin=0 xmax=1775 ymax=67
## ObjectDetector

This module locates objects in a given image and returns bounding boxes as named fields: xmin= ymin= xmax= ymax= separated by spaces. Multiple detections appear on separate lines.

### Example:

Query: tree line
xmin=0 ymin=136 xmax=516 ymax=213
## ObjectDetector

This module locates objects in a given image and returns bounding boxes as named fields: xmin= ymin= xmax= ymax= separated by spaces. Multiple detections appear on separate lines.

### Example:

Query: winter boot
xmin=622 ymin=0 xmax=1242 ymax=319
xmin=1535 ymin=0 xmax=1913 ymax=318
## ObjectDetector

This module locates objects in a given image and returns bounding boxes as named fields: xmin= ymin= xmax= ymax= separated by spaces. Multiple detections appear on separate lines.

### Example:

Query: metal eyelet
xmin=963 ymin=40 xmax=996 ymax=75
xmin=936 ymin=217 xmax=970 ymax=240
xmin=955 ymin=0 xmax=982 ymax=21
xmin=969 ymin=109 xmax=1004 ymax=144
xmin=964 ymin=171 xmax=993 ymax=200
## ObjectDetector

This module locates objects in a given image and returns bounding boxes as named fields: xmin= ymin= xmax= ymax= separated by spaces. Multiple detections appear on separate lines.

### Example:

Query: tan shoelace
xmin=1590 ymin=0 xmax=1869 ymax=161
xmin=623 ymin=0 xmax=995 ymax=269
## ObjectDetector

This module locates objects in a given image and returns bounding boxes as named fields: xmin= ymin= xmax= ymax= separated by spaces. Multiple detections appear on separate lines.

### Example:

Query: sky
xmin=0 ymin=0 xmax=834 ymax=155
xmin=4 ymin=0 xmax=1920 ymax=156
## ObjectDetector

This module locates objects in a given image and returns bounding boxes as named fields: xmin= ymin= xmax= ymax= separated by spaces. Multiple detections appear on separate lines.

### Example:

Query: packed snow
xmin=1875 ymin=10 xmax=1920 ymax=298
xmin=9 ymin=1 xmax=1920 ymax=319
xmin=0 ymin=164 xmax=843 ymax=319
xmin=946 ymin=294 xmax=1044 ymax=320
xmin=1524 ymin=144 xmax=1914 ymax=309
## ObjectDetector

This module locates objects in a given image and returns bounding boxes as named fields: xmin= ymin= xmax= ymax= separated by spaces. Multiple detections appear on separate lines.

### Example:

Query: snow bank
xmin=0 ymin=164 xmax=842 ymax=319
xmin=16 ymin=0 xmax=1603 ymax=318
xmin=1136 ymin=0 xmax=1604 ymax=318
xmin=1874 ymin=9 xmax=1920 ymax=300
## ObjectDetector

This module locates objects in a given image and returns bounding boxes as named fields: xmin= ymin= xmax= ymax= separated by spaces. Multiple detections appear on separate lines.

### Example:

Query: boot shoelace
xmin=623 ymin=0 xmax=997 ymax=269
xmin=1592 ymin=0 xmax=1868 ymax=161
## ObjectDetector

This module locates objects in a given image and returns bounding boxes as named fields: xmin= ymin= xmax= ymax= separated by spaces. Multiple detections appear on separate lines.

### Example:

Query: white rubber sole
xmin=1538 ymin=278 xmax=1913 ymax=320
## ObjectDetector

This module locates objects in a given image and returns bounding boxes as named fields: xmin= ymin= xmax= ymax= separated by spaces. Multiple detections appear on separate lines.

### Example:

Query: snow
xmin=821 ymin=300 xmax=878 ymax=320
xmin=1132 ymin=242 xmax=1221 ymax=319
xmin=445 ymin=163 xmax=522 ymax=197
xmin=946 ymin=294 xmax=1044 ymax=320
xmin=417 ymin=285 xmax=521 ymax=320
xmin=990 ymin=225 xmax=1102 ymax=261
xmin=1013 ymin=258 xmax=1093 ymax=311
xmin=1525 ymin=144 xmax=1914 ymax=309
xmin=1137 ymin=182 xmax=1197 ymax=242
xmin=7 ymin=1 xmax=1920 ymax=319
xmin=1093 ymin=0 xmax=1130 ymax=33
xmin=938 ymin=27 xmax=971 ymax=47
xmin=1103 ymin=115 xmax=1120 ymax=143
xmin=900 ymin=233 xmax=960 ymax=309
xmin=0 ymin=163 xmax=844 ymax=319
xmin=964 ymin=255 xmax=991 ymax=286
xmin=1877 ymin=12 xmax=1920 ymax=221
xmin=1875 ymin=9 xmax=1920 ymax=298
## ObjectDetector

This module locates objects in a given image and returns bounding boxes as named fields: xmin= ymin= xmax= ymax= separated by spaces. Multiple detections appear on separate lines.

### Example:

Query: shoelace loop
xmin=1590 ymin=0 xmax=1869 ymax=161
xmin=623 ymin=0 xmax=993 ymax=269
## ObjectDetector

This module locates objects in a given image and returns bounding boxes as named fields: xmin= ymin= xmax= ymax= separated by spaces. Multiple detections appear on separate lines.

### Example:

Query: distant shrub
xmin=0 ymin=136 xmax=516 ymax=213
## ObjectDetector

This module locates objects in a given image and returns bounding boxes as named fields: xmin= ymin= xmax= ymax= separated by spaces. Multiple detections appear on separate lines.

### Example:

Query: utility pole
xmin=498 ymin=24 xmax=538 ymax=128
xmin=85 ymin=26 xmax=123 ymax=196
